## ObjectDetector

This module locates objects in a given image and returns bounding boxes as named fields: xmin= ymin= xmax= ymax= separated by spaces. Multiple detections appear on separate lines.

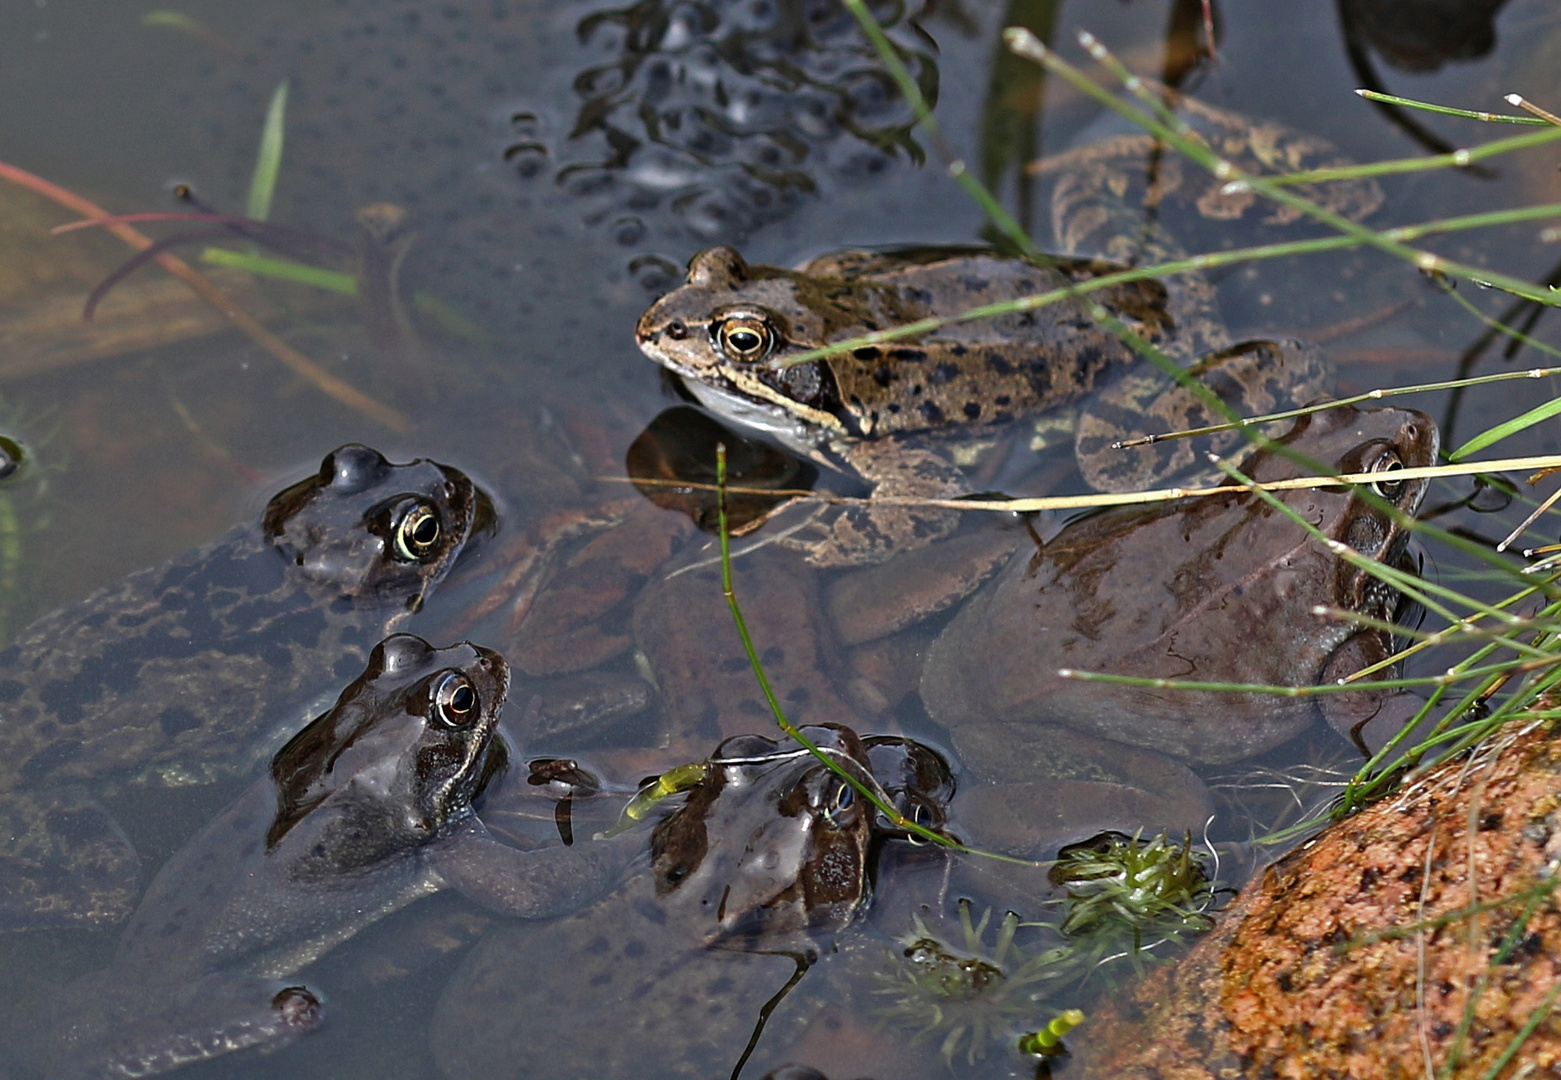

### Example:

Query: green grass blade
xmin=141 ymin=10 xmax=238 ymax=53
xmin=1005 ymin=29 xmax=1561 ymax=308
xmin=247 ymin=80 xmax=289 ymax=223
xmin=714 ymin=445 xmax=970 ymax=853
xmin=1353 ymin=89 xmax=1546 ymax=124
xmin=142 ymin=11 xmax=207 ymax=33
xmin=199 ymin=247 xmax=357 ymax=294
xmin=839 ymin=0 xmax=1036 ymax=257
xmin=1258 ymin=126 xmax=1561 ymax=187
xmin=773 ymin=203 xmax=1561 ymax=369
xmin=1450 ymin=394 xmax=1561 ymax=461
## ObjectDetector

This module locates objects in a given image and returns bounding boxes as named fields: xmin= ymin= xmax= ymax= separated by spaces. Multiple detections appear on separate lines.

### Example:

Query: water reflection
xmin=626 ymin=404 xmax=819 ymax=534
xmin=1337 ymin=0 xmax=1515 ymax=160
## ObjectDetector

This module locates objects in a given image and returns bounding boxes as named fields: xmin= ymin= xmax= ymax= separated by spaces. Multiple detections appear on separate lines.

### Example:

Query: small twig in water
xmin=0 ymin=159 xmax=405 ymax=430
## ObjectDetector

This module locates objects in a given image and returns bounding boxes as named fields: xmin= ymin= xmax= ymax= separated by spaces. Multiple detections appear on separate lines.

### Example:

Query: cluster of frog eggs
xmin=504 ymin=0 xmax=934 ymax=242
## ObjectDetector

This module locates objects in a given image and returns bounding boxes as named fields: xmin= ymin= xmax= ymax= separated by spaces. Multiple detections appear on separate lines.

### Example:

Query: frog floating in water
xmin=920 ymin=404 xmax=1437 ymax=800
xmin=7 ymin=634 xmax=636 ymax=1079
xmin=0 ymin=444 xmax=493 ymax=930
xmin=429 ymin=724 xmax=953 ymax=1080
xmin=635 ymin=98 xmax=1380 ymax=568
xmin=638 ymin=245 xmax=1299 ymax=566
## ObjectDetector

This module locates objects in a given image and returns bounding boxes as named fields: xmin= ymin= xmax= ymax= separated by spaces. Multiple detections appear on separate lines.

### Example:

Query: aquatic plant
xmin=871 ymin=899 xmax=1079 ymax=1066
xmin=1049 ymin=831 xmax=1215 ymax=965
xmin=864 ymin=835 xmax=1216 ymax=1068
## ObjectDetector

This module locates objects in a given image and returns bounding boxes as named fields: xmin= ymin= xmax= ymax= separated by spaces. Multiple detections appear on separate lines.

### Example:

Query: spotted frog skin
xmin=920 ymin=405 xmax=1439 ymax=771
xmin=8 ymin=634 xmax=636 ymax=1079
xmin=637 ymin=245 xmax=1331 ymax=567
xmin=429 ymin=724 xmax=952 ymax=1080
xmin=634 ymin=94 xmax=1386 ymax=567
xmin=0 ymin=444 xmax=494 ymax=931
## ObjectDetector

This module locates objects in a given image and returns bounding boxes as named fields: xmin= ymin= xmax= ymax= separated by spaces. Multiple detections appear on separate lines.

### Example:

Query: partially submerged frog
xmin=429 ymin=724 xmax=953 ymax=1080
xmin=920 ymin=404 xmax=1438 ymax=780
xmin=636 ymin=100 xmax=1378 ymax=567
xmin=637 ymin=247 xmax=1338 ymax=568
xmin=8 ymin=634 xmax=635 ymax=1079
xmin=0 ymin=444 xmax=493 ymax=930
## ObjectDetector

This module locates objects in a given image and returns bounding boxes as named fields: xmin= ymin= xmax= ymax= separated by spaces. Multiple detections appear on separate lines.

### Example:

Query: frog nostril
xmin=665 ymin=320 xmax=688 ymax=341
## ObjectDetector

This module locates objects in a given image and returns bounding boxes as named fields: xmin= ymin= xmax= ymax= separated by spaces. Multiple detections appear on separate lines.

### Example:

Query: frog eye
xmin=1369 ymin=451 xmax=1406 ymax=500
xmin=0 ymin=436 xmax=24 ymax=481
xmin=394 ymin=502 xmax=442 ymax=561
xmin=432 ymin=671 xmax=478 ymax=728
xmin=716 ymin=316 xmax=774 ymax=362
xmin=824 ymin=780 xmax=856 ymax=826
xmin=899 ymin=797 xmax=943 ymax=845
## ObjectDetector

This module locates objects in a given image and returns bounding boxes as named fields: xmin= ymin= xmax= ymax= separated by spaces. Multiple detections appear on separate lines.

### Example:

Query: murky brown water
xmin=1 ymin=0 xmax=1560 ymax=1077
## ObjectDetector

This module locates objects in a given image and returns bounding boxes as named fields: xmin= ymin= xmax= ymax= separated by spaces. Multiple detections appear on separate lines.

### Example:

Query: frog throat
xmin=725 ymin=364 xmax=847 ymax=437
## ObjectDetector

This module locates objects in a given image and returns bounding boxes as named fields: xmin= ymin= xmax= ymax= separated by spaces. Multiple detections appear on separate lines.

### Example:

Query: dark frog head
xmin=265 ymin=634 xmax=510 ymax=864
xmin=262 ymin=444 xmax=496 ymax=612
xmin=649 ymin=724 xmax=952 ymax=947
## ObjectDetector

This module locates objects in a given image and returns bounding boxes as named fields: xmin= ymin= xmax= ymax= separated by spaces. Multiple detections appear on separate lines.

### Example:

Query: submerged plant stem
xmin=0 ymin=159 xmax=406 ymax=431
xmin=714 ymin=444 xmax=961 ymax=850
xmin=838 ymin=0 xmax=1033 ymax=255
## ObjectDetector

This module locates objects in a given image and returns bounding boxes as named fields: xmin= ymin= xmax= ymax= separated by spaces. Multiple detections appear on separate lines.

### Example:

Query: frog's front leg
xmin=427 ymin=817 xmax=641 ymax=919
xmin=1318 ymin=632 xmax=1427 ymax=756
xmin=780 ymin=439 xmax=966 ymax=568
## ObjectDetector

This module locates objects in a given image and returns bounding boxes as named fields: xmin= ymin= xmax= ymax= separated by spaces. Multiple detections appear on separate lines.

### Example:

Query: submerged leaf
xmin=247 ymin=81 xmax=290 ymax=223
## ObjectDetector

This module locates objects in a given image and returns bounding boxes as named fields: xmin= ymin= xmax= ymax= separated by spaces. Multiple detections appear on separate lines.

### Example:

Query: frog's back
xmin=796 ymin=249 xmax=1188 ymax=440
xmin=0 ymin=527 xmax=378 ymax=794
xmin=0 ymin=445 xmax=492 ymax=931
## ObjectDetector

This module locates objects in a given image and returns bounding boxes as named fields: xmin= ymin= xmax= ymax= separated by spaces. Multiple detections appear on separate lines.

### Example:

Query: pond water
xmin=1 ymin=0 xmax=1560 ymax=1077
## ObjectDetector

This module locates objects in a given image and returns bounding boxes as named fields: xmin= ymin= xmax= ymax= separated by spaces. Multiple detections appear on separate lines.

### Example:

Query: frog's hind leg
xmin=0 ymin=786 xmax=140 ymax=931
xmin=20 ymin=970 xmax=323 ymax=1079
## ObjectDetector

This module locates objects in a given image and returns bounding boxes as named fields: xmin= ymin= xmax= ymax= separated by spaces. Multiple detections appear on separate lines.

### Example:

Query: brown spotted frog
xmin=7 ymin=634 xmax=638 ymax=1079
xmin=428 ymin=724 xmax=953 ymax=1080
xmin=635 ymin=97 xmax=1382 ymax=569
xmin=920 ymin=404 xmax=1438 ymax=796
xmin=0 ymin=444 xmax=494 ymax=931
xmin=638 ymin=246 xmax=1298 ymax=566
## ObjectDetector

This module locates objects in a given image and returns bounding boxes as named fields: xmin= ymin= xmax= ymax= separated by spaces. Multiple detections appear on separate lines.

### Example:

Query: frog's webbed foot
xmin=0 ymin=787 xmax=139 ymax=931
xmin=20 ymin=971 xmax=323 ymax=1079
xmin=779 ymin=442 xmax=965 ymax=568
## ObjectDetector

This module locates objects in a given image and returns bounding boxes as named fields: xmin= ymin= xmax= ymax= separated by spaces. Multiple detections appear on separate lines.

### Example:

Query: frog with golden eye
xmin=0 ymin=444 xmax=494 ymax=931
xmin=918 ymin=403 xmax=1438 ymax=851
xmin=635 ymin=97 xmax=1381 ymax=569
xmin=7 ymin=634 xmax=637 ymax=1079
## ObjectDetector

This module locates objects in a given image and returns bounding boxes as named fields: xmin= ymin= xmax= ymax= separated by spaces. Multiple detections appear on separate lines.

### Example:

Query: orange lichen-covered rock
xmin=1076 ymin=719 xmax=1561 ymax=1079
